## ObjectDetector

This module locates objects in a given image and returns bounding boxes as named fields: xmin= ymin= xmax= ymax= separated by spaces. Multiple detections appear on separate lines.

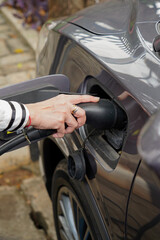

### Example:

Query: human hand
xmin=25 ymin=94 xmax=99 ymax=138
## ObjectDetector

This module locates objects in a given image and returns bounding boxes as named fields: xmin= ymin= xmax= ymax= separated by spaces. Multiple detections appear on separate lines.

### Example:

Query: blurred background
xmin=2 ymin=0 xmax=103 ymax=30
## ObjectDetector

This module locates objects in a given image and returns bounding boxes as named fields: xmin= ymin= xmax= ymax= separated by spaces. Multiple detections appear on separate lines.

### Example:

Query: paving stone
xmin=0 ymin=40 xmax=10 ymax=57
xmin=0 ymin=30 xmax=16 ymax=40
xmin=0 ymin=52 xmax=34 ymax=66
xmin=0 ymin=186 xmax=47 ymax=240
xmin=0 ymin=75 xmax=8 ymax=87
xmin=21 ymin=177 xmax=57 ymax=240
xmin=28 ymin=69 xmax=36 ymax=79
xmin=0 ymin=24 xmax=11 ymax=32
xmin=1 ymin=61 xmax=36 ymax=75
xmin=0 ymin=146 xmax=31 ymax=173
xmin=0 ymin=14 xmax=6 ymax=25
xmin=21 ymin=161 xmax=41 ymax=176
xmin=6 ymin=38 xmax=30 ymax=53
xmin=5 ymin=70 xmax=35 ymax=85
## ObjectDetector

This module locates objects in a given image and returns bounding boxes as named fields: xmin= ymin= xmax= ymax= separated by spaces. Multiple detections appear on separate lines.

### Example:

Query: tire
xmin=51 ymin=159 xmax=106 ymax=240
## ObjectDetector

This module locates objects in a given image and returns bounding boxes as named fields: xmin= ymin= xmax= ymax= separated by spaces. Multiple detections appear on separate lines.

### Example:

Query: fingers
xmin=65 ymin=114 xmax=79 ymax=133
xmin=72 ymin=106 xmax=86 ymax=127
xmin=52 ymin=98 xmax=89 ymax=136
xmin=53 ymin=104 xmax=85 ymax=137
xmin=52 ymin=105 xmax=79 ymax=137
xmin=71 ymin=95 xmax=99 ymax=104
xmin=52 ymin=132 xmax=65 ymax=138
xmin=27 ymin=94 xmax=98 ymax=138
xmin=56 ymin=94 xmax=99 ymax=105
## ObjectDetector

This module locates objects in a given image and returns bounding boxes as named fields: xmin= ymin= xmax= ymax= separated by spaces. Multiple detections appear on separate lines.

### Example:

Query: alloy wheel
xmin=57 ymin=186 xmax=93 ymax=240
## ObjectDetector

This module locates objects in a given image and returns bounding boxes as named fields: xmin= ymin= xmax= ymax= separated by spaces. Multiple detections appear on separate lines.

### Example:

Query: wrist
xmin=26 ymin=115 xmax=32 ymax=127
xmin=25 ymin=103 xmax=36 ymax=128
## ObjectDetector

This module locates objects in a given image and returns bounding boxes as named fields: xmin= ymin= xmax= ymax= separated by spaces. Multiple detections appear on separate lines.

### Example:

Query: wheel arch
xmin=40 ymin=137 xmax=65 ymax=196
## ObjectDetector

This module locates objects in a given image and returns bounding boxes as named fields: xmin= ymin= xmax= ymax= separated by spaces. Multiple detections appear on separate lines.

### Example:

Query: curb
xmin=1 ymin=6 xmax=38 ymax=53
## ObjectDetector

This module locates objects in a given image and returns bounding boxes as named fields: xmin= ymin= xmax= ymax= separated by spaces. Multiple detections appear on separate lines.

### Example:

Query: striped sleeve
xmin=0 ymin=100 xmax=29 ymax=132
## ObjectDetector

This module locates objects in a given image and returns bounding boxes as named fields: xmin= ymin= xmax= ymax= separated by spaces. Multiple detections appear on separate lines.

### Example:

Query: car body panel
xmin=127 ymin=159 xmax=160 ymax=240
xmin=37 ymin=1 xmax=160 ymax=239
xmin=37 ymin=30 xmax=150 ymax=238
xmin=38 ymin=20 xmax=160 ymax=115
xmin=66 ymin=0 xmax=160 ymax=35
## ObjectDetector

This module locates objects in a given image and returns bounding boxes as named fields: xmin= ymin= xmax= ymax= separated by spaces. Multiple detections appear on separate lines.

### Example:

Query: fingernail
xmin=95 ymin=96 xmax=100 ymax=100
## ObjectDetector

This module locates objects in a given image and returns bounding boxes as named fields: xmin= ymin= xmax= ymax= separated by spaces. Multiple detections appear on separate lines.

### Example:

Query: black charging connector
xmin=78 ymin=99 xmax=126 ymax=130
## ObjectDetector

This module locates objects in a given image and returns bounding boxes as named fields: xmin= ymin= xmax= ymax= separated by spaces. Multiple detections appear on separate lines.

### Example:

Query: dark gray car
xmin=36 ymin=0 xmax=160 ymax=239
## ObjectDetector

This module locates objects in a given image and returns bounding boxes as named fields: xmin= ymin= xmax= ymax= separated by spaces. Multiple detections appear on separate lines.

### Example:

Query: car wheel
xmin=51 ymin=159 xmax=104 ymax=240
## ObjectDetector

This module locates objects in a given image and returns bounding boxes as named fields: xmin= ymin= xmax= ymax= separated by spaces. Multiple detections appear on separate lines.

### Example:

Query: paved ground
xmin=0 ymin=8 xmax=57 ymax=240
xmin=0 ymin=8 xmax=35 ymax=172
